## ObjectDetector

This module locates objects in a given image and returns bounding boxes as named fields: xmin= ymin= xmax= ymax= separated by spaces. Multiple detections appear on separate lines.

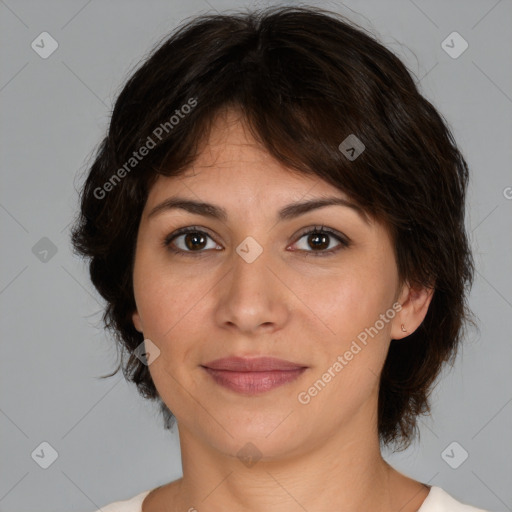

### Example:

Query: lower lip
xmin=202 ymin=367 xmax=307 ymax=395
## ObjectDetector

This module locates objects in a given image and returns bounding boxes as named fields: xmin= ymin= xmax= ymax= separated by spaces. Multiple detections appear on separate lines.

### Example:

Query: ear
xmin=132 ymin=309 xmax=143 ymax=333
xmin=391 ymin=281 xmax=434 ymax=340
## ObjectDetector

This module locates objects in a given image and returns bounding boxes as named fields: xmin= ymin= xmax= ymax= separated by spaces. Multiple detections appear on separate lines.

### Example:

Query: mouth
xmin=201 ymin=356 xmax=308 ymax=395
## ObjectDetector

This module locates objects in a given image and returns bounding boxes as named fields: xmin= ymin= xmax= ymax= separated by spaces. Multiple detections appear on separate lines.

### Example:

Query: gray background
xmin=1 ymin=0 xmax=511 ymax=511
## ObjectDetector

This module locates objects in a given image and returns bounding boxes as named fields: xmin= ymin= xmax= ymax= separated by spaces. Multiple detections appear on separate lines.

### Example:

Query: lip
xmin=201 ymin=357 xmax=308 ymax=395
xmin=203 ymin=356 xmax=306 ymax=371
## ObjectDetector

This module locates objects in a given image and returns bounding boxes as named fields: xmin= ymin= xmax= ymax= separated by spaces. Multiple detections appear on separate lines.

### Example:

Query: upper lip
xmin=202 ymin=356 xmax=307 ymax=372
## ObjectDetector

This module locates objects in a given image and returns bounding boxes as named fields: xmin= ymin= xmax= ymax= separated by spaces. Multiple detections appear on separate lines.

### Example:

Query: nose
xmin=214 ymin=241 xmax=291 ymax=335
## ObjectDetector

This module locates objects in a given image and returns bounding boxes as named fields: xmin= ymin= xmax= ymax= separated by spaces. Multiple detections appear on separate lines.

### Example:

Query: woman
xmin=71 ymin=5 xmax=488 ymax=512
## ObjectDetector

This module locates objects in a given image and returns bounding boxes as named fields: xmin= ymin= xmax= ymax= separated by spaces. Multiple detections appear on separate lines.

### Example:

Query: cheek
xmin=297 ymin=271 xmax=396 ymax=418
xmin=133 ymin=247 xmax=194 ymax=333
xmin=132 ymin=253 xmax=212 ymax=376
xmin=301 ymin=256 xmax=398 ymax=381
xmin=307 ymin=262 xmax=396 ymax=337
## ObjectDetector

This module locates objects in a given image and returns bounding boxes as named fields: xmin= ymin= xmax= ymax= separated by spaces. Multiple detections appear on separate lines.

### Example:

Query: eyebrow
xmin=147 ymin=195 xmax=369 ymax=224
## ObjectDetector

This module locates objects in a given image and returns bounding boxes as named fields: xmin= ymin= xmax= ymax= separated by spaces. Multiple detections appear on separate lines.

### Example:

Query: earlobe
xmin=132 ymin=310 xmax=143 ymax=333
xmin=392 ymin=283 xmax=434 ymax=340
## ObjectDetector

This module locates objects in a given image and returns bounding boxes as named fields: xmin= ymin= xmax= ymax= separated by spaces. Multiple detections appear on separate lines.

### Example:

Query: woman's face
xmin=132 ymin=110 xmax=410 ymax=461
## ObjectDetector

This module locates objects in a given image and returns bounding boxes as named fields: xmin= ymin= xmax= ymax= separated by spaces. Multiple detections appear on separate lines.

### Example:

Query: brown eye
xmin=306 ymin=232 xmax=330 ymax=251
xmin=163 ymin=227 xmax=221 ymax=255
xmin=182 ymin=232 xmax=208 ymax=251
xmin=291 ymin=226 xmax=350 ymax=257
xmin=162 ymin=225 xmax=350 ymax=258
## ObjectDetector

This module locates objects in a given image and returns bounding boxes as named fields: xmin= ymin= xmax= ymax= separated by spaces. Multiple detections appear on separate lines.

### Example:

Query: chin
xmin=216 ymin=433 xmax=302 ymax=464
xmin=203 ymin=410 xmax=308 ymax=462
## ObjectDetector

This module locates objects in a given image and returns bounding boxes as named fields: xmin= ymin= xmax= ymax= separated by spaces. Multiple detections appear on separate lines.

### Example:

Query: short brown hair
xmin=71 ymin=5 xmax=475 ymax=451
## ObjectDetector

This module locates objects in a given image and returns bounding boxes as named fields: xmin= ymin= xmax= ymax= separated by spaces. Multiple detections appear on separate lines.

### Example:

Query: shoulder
xmin=91 ymin=489 xmax=152 ymax=512
xmin=419 ymin=486 xmax=491 ymax=512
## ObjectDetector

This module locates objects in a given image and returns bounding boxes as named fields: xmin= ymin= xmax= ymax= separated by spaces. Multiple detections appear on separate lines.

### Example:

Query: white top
xmin=93 ymin=485 xmax=491 ymax=511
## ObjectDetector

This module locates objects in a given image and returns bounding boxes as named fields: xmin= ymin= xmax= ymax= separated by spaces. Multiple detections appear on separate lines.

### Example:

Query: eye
xmin=290 ymin=225 xmax=350 ymax=257
xmin=162 ymin=225 xmax=351 ymax=257
xmin=163 ymin=226 xmax=221 ymax=256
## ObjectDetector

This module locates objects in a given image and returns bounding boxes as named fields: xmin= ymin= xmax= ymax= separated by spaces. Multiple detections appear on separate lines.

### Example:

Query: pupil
xmin=309 ymin=233 xmax=328 ymax=250
xmin=185 ymin=233 xmax=206 ymax=250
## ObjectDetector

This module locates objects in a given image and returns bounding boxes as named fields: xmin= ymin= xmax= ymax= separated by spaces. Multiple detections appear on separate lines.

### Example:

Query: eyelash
xmin=162 ymin=225 xmax=351 ymax=258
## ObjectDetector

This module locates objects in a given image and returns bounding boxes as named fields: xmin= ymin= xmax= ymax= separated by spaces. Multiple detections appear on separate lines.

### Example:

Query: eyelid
xmin=292 ymin=225 xmax=350 ymax=245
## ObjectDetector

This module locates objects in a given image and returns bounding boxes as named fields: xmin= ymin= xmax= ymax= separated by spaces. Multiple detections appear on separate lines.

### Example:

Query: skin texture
xmin=132 ymin=109 xmax=434 ymax=512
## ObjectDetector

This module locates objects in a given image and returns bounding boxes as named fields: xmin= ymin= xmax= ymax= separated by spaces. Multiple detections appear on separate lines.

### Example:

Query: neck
xmin=173 ymin=408 xmax=400 ymax=512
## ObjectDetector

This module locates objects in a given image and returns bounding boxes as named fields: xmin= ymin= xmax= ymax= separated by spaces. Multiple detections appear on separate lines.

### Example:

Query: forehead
xmin=146 ymin=108 xmax=347 ymax=206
